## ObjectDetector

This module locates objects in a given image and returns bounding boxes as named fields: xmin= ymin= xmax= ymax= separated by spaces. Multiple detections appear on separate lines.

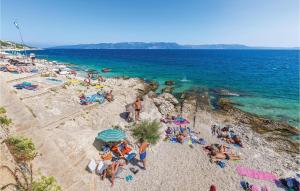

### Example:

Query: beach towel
xmin=80 ymin=93 xmax=105 ymax=105
xmin=95 ymin=85 xmax=105 ymax=89
xmin=46 ymin=78 xmax=63 ymax=83
xmin=14 ymin=82 xmax=38 ymax=91
xmin=236 ymin=165 xmax=277 ymax=182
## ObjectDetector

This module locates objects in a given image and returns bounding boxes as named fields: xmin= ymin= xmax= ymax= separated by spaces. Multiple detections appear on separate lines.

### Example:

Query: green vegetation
xmin=5 ymin=136 xmax=37 ymax=162
xmin=0 ymin=40 xmax=11 ymax=46
xmin=0 ymin=106 xmax=6 ymax=114
xmin=32 ymin=175 xmax=61 ymax=191
xmin=0 ymin=106 xmax=12 ymax=128
xmin=1 ymin=135 xmax=61 ymax=190
xmin=0 ymin=40 xmax=32 ymax=49
xmin=0 ymin=115 xmax=12 ymax=127
xmin=131 ymin=120 xmax=161 ymax=144
xmin=1 ymin=165 xmax=61 ymax=191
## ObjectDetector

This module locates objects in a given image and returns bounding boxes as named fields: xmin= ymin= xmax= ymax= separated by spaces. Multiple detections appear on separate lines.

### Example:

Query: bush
xmin=131 ymin=120 xmax=161 ymax=144
xmin=0 ymin=116 xmax=12 ymax=127
xmin=32 ymin=175 xmax=61 ymax=191
xmin=0 ymin=107 xmax=6 ymax=114
xmin=6 ymin=136 xmax=37 ymax=162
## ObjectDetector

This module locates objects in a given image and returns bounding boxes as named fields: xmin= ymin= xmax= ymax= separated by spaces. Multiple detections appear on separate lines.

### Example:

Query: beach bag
xmin=217 ymin=161 xmax=225 ymax=168
xmin=87 ymin=159 xmax=97 ymax=173
xmin=96 ymin=161 xmax=107 ymax=174
xmin=240 ymin=180 xmax=250 ymax=190
xmin=198 ymin=138 xmax=206 ymax=145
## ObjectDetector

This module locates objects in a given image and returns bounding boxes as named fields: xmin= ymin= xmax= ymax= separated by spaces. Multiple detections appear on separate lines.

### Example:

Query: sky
xmin=1 ymin=0 xmax=299 ymax=47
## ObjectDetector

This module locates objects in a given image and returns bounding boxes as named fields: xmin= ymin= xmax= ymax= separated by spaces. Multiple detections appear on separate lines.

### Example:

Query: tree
xmin=131 ymin=120 xmax=161 ymax=144
xmin=1 ymin=136 xmax=61 ymax=191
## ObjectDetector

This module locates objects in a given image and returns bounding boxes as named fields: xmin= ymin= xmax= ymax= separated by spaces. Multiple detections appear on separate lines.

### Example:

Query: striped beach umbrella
xmin=96 ymin=129 xmax=126 ymax=142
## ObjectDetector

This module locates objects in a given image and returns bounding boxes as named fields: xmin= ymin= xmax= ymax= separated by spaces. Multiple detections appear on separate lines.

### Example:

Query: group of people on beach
xmin=211 ymin=124 xmax=243 ymax=147
xmin=99 ymin=138 xmax=150 ymax=187
xmin=84 ymin=72 xmax=105 ymax=86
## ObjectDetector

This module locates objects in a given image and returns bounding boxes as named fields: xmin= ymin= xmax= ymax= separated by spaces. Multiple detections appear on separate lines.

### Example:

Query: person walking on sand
xmin=133 ymin=97 xmax=142 ymax=121
xmin=138 ymin=138 xmax=149 ymax=170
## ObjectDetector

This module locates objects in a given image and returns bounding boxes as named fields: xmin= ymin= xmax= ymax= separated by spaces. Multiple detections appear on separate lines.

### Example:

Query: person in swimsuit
xmin=98 ymin=75 xmax=105 ymax=84
xmin=138 ymin=138 xmax=149 ymax=170
xmin=133 ymin=97 xmax=142 ymax=121
xmin=106 ymin=90 xmax=113 ymax=102
xmin=102 ymin=161 xmax=119 ymax=187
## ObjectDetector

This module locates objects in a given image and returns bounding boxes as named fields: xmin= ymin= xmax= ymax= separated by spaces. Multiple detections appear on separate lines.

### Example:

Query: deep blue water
xmin=27 ymin=49 xmax=300 ymax=127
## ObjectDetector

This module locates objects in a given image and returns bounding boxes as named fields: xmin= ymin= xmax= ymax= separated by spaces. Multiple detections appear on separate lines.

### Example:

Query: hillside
xmin=0 ymin=40 xmax=33 ymax=50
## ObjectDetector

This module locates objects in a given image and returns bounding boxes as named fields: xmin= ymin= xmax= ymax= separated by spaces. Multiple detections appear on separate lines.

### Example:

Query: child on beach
xmin=138 ymin=138 xmax=149 ymax=170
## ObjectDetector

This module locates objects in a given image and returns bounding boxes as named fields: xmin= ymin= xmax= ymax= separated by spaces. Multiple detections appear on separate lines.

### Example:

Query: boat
xmin=102 ymin=68 xmax=112 ymax=73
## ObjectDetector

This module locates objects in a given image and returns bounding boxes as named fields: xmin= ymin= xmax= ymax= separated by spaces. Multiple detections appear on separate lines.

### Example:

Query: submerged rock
xmin=211 ymin=88 xmax=240 ymax=96
xmin=161 ymin=87 xmax=174 ymax=94
xmin=165 ymin=80 xmax=175 ymax=86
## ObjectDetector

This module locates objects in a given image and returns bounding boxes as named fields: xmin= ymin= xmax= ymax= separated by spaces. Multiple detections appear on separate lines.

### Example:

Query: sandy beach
xmin=0 ymin=55 xmax=299 ymax=191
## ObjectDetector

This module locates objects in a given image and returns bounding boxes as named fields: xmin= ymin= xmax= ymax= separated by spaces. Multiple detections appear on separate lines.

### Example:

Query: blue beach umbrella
xmin=96 ymin=129 xmax=126 ymax=142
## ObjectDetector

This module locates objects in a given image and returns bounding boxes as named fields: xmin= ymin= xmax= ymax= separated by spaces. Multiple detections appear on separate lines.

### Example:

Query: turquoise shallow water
xmin=27 ymin=49 xmax=300 ymax=127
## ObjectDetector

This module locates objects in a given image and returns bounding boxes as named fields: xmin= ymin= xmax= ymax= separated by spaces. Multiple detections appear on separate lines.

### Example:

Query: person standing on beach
xmin=138 ymin=138 xmax=149 ymax=170
xmin=133 ymin=97 xmax=142 ymax=121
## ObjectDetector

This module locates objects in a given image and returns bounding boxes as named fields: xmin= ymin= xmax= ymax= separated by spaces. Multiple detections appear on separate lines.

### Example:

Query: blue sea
xmin=27 ymin=49 xmax=300 ymax=128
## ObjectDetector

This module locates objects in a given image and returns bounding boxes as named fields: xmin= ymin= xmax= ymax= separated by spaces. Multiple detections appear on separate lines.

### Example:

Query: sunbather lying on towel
xmin=79 ymin=93 xmax=86 ymax=101
xmin=101 ymin=162 xmax=119 ymax=187
xmin=209 ymin=150 xmax=241 ymax=162
xmin=160 ymin=114 xmax=173 ymax=123
xmin=176 ymin=131 xmax=188 ymax=144
xmin=224 ymin=134 xmax=243 ymax=147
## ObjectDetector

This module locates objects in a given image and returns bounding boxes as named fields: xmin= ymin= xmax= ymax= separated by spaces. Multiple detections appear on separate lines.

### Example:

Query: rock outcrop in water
xmin=161 ymin=86 xmax=174 ymax=94
xmin=217 ymin=97 xmax=300 ymax=154
xmin=153 ymin=93 xmax=178 ymax=115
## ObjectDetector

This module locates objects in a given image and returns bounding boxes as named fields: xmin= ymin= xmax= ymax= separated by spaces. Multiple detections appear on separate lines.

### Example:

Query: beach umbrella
xmin=174 ymin=116 xmax=190 ymax=126
xmin=96 ymin=129 xmax=126 ymax=142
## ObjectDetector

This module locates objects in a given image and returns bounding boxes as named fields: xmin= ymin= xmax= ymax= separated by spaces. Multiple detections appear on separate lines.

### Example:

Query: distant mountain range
xmin=49 ymin=42 xmax=298 ymax=50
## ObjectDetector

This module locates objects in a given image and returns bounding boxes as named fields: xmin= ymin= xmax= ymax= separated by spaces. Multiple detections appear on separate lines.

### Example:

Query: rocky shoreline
xmin=1 ymin=56 xmax=299 ymax=190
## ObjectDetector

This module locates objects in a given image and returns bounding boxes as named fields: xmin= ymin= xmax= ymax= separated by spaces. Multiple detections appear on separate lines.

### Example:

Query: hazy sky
xmin=1 ymin=0 xmax=299 ymax=47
